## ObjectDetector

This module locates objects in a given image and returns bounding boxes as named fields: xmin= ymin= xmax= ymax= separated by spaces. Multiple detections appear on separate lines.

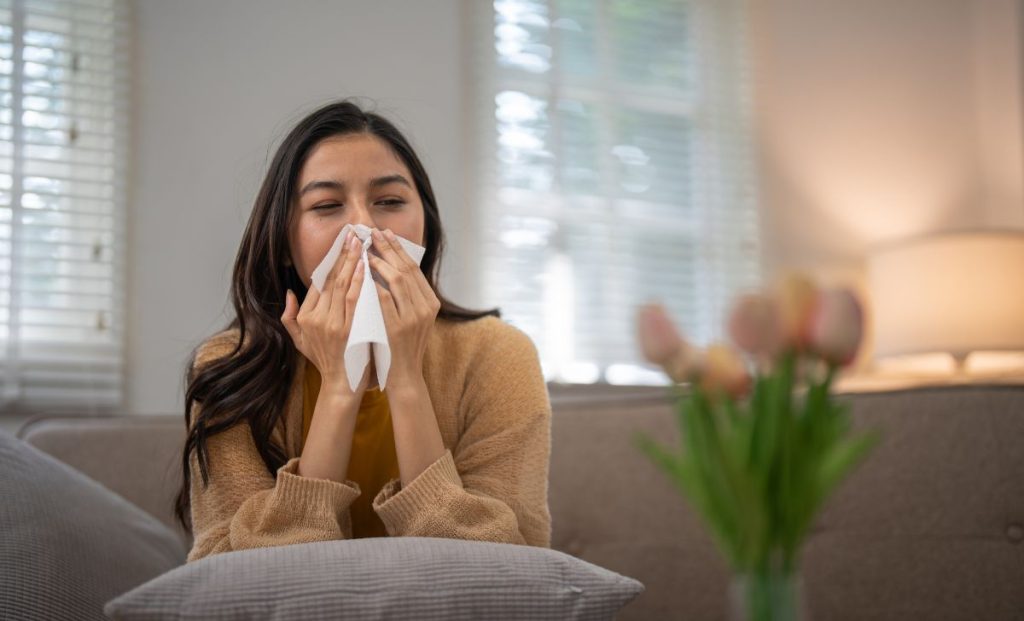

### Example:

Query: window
xmin=0 ymin=0 xmax=130 ymax=413
xmin=468 ymin=0 xmax=761 ymax=385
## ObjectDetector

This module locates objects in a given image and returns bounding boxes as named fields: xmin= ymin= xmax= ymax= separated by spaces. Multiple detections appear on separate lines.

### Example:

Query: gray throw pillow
xmin=0 ymin=429 xmax=187 ymax=621
xmin=104 ymin=536 xmax=645 ymax=620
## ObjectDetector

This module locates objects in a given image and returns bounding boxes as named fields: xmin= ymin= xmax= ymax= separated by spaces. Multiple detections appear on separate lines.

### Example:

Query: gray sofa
xmin=16 ymin=382 xmax=1024 ymax=620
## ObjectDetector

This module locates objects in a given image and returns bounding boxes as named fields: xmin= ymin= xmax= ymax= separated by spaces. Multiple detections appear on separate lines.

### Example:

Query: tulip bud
xmin=728 ymin=293 xmax=785 ymax=359
xmin=697 ymin=343 xmax=752 ymax=399
xmin=808 ymin=288 xmax=864 ymax=367
xmin=665 ymin=343 xmax=703 ymax=384
xmin=636 ymin=302 xmax=686 ymax=366
xmin=774 ymin=273 xmax=820 ymax=352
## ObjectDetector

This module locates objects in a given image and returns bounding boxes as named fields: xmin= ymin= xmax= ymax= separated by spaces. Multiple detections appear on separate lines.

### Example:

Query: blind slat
xmin=473 ymin=0 xmax=760 ymax=385
xmin=0 ymin=0 xmax=127 ymax=412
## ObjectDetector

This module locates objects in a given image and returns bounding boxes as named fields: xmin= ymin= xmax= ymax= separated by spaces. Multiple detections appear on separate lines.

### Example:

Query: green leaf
xmin=818 ymin=432 xmax=880 ymax=495
xmin=805 ymin=430 xmax=882 ymax=528
xmin=748 ymin=375 xmax=769 ymax=468
xmin=632 ymin=430 xmax=678 ymax=475
xmin=634 ymin=353 xmax=882 ymax=575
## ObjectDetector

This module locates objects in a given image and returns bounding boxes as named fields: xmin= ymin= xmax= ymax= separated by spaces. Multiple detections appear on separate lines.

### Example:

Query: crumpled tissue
xmin=310 ymin=223 xmax=426 ymax=391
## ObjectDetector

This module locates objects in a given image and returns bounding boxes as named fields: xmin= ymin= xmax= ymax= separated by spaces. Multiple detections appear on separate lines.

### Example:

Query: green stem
xmin=822 ymin=362 xmax=836 ymax=395
xmin=737 ymin=565 xmax=801 ymax=621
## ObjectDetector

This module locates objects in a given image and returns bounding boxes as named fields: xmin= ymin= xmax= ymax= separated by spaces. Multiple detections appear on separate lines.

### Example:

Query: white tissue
xmin=310 ymin=223 xmax=426 ymax=391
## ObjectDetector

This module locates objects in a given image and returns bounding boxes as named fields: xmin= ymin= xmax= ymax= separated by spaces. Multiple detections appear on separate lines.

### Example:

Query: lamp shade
xmin=867 ymin=231 xmax=1024 ymax=360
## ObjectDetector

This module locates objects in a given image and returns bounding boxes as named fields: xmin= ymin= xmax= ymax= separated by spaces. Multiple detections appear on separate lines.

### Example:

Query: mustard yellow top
xmin=301 ymin=362 xmax=400 ymax=539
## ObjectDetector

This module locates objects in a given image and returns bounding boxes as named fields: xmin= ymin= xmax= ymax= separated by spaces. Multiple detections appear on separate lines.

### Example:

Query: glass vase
xmin=727 ymin=569 xmax=808 ymax=621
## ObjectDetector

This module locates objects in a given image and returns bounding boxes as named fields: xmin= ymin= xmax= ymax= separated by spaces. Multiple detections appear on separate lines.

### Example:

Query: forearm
xmin=298 ymin=388 xmax=360 ymax=484
xmin=387 ymin=375 xmax=446 ymax=489
xmin=187 ymin=419 xmax=364 ymax=563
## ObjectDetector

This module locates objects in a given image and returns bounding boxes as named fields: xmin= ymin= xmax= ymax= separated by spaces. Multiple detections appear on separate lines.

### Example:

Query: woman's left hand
xmin=366 ymin=228 xmax=440 ymax=387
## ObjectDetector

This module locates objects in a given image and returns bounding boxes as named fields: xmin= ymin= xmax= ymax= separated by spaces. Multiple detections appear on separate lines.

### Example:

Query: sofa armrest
xmin=17 ymin=413 xmax=191 ymax=550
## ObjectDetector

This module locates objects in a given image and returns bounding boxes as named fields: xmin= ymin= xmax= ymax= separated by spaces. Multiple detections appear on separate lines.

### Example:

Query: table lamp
xmin=867 ymin=230 xmax=1024 ymax=377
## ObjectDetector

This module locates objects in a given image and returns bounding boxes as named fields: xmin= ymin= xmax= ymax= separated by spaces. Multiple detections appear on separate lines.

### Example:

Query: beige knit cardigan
xmin=186 ymin=315 xmax=552 ymax=562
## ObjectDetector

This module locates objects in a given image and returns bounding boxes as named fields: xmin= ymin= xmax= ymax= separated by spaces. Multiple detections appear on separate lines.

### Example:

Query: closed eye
xmin=311 ymin=200 xmax=404 ymax=211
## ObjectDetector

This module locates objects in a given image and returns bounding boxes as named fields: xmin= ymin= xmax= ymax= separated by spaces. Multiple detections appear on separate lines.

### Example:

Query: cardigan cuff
xmin=276 ymin=456 xmax=362 ymax=510
xmin=371 ymin=448 xmax=463 ymax=530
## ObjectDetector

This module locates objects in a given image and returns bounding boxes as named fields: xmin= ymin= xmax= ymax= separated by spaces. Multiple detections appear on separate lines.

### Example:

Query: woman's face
xmin=287 ymin=133 xmax=426 ymax=289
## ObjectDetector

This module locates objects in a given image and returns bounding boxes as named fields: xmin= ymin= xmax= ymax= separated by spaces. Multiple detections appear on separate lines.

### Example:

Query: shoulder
xmin=435 ymin=315 xmax=538 ymax=362
xmin=436 ymin=316 xmax=549 ymax=420
xmin=191 ymin=327 xmax=244 ymax=372
xmin=432 ymin=316 xmax=543 ymax=393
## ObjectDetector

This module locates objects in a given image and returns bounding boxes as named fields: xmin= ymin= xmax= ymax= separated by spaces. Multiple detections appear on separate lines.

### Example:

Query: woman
xmin=174 ymin=100 xmax=552 ymax=562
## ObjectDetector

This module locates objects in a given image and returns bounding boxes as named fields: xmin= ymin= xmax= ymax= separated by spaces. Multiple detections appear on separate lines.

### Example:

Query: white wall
xmin=125 ymin=0 xmax=1024 ymax=415
xmin=127 ymin=0 xmax=470 ymax=415
xmin=749 ymin=0 xmax=1024 ymax=370
xmin=751 ymin=0 xmax=1024 ymax=281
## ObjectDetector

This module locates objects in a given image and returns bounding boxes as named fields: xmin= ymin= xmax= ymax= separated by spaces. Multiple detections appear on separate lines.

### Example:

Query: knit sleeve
xmin=370 ymin=321 xmax=553 ymax=548
xmin=185 ymin=336 xmax=363 ymax=563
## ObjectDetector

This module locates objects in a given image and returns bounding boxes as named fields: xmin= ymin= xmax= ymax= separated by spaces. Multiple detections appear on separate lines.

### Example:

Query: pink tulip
xmin=728 ymin=292 xmax=785 ymax=359
xmin=697 ymin=343 xmax=752 ymax=399
xmin=636 ymin=303 xmax=703 ymax=383
xmin=774 ymin=273 xmax=820 ymax=352
xmin=665 ymin=344 xmax=704 ymax=384
xmin=636 ymin=303 xmax=685 ymax=366
xmin=808 ymin=288 xmax=864 ymax=367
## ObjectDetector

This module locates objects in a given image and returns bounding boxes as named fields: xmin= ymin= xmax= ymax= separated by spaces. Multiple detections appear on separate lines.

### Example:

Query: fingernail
xmin=385 ymin=229 xmax=395 ymax=241
xmin=350 ymin=237 xmax=359 ymax=251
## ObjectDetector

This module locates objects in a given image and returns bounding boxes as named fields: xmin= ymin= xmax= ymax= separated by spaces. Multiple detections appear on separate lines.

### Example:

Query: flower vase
xmin=727 ymin=569 xmax=808 ymax=621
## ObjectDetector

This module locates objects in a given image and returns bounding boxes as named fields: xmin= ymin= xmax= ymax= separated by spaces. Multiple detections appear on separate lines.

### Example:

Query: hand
xmin=281 ymin=231 xmax=371 ymax=401
xmin=366 ymin=228 xmax=441 ymax=387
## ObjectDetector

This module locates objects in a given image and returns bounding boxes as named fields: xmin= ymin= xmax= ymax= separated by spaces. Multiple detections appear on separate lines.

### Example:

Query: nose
xmin=344 ymin=205 xmax=380 ymax=239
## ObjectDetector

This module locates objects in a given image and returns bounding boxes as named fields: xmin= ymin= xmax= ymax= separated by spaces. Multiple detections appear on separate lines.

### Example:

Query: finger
xmin=344 ymin=256 xmax=365 ymax=326
xmin=300 ymin=275 xmax=320 ymax=316
xmin=368 ymin=229 xmax=419 ymax=312
xmin=281 ymin=289 xmax=302 ymax=346
xmin=370 ymin=228 xmax=414 ymax=272
xmin=329 ymin=234 xmax=363 ymax=317
xmin=366 ymin=251 xmax=421 ymax=318
xmin=375 ymin=228 xmax=415 ymax=265
xmin=317 ymin=230 xmax=352 ymax=313
xmin=375 ymin=280 xmax=398 ymax=330
xmin=378 ymin=228 xmax=433 ymax=308
xmin=333 ymin=231 xmax=359 ymax=288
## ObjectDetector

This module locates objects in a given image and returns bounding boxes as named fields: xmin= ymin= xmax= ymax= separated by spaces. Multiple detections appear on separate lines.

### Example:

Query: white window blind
xmin=468 ymin=0 xmax=762 ymax=385
xmin=0 ymin=0 xmax=129 ymax=413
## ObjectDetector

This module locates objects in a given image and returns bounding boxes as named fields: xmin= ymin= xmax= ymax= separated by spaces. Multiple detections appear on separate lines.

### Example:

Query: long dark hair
xmin=173 ymin=99 xmax=500 ymax=535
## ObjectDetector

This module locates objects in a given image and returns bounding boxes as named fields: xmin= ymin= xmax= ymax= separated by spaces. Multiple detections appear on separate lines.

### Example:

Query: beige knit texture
xmin=186 ymin=315 xmax=552 ymax=562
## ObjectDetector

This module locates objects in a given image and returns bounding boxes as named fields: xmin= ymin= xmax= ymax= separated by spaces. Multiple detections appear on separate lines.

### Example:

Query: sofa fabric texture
xmin=0 ymin=430 xmax=186 ymax=621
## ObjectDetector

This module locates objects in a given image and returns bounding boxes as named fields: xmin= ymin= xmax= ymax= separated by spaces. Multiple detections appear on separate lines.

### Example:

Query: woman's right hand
xmin=281 ymin=231 xmax=370 ymax=400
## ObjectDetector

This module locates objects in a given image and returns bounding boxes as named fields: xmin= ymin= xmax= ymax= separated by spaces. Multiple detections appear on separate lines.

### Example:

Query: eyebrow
xmin=298 ymin=174 xmax=412 ymax=197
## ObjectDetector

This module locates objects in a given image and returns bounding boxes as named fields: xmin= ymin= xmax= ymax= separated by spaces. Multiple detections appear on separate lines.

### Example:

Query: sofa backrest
xmin=548 ymin=382 xmax=1024 ymax=620
xmin=17 ymin=382 xmax=1024 ymax=620
xmin=17 ymin=413 xmax=189 ymax=545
